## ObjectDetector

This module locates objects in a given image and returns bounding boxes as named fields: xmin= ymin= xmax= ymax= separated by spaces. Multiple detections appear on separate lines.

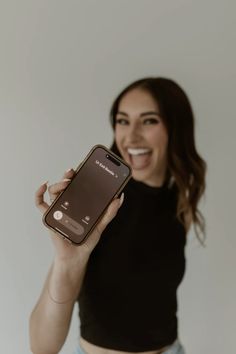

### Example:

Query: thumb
xmin=83 ymin=193 xmax=124 ymax=250
xmin=98 ymin=192 xmax=125 ymax=233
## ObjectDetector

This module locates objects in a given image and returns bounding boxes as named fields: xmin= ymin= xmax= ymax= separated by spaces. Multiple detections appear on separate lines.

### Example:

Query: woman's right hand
xmin=35 ymin=168 xmax=124 ymax=262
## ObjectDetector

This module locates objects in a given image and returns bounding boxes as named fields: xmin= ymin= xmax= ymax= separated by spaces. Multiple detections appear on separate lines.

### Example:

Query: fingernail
xmin=42 ymin=180 xmax=49 ymax=186
xmin=119 ymin=192 xmax=124 ymax=207
xmin=63 ymin=178 xmax=71 ymax=182
xmin=66 ymin=168 xmax=72 ymax=172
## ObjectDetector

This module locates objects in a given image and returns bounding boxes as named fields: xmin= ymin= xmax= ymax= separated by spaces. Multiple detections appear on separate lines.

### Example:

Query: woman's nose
xmin=127 ymin=122 xmax=142 ymax=138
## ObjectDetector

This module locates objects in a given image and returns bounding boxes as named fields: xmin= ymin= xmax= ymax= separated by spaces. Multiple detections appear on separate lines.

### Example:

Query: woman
xmin=30 ymin=77 xmax=207 ymax=354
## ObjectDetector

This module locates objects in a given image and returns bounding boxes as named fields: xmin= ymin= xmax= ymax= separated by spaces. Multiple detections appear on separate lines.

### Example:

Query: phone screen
xmin=43 ymin=145 xmax=131 ymax=245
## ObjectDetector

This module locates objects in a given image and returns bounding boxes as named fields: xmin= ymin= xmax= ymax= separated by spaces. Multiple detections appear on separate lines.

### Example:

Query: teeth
xmin=127 ymin=148 xmax=151 ymax=155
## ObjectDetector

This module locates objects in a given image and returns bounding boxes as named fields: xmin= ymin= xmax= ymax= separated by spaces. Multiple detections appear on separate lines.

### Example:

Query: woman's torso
xmin=78 ymin=178 xmax=186 ymax=353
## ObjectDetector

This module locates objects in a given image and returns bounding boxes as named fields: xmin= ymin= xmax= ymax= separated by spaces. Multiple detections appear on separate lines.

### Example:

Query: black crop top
xmin=77 ymin=177 xmax=186 ymax=352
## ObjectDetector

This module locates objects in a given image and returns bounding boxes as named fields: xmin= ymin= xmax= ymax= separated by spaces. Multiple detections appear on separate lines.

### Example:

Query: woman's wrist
xmin=47 ymin=284 xmax=77 ymax=305
xmin=54 ymin=253 xmax=89 ymax=269
xmin=48 ymin=255 xmax=89 ymax=304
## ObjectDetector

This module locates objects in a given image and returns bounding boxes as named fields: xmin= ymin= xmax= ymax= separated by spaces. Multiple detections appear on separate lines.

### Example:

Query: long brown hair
xmin=109 ymin=77 xmax=207 ymax=246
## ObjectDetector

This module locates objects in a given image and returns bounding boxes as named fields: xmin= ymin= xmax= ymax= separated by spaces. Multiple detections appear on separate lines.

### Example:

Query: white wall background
xmin=0 ymin=0 xmax=235 ymax=353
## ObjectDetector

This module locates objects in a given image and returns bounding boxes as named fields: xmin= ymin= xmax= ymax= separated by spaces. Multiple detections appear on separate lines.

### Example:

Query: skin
xmin=80 ymin=89 xmax=171 ymax=353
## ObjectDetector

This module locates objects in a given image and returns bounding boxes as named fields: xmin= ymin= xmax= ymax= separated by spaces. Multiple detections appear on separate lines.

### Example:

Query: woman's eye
xmin=144 ymin=118 xmax=159 ymax=124
xmin=115 ymin=118 xmax=128 ymax=125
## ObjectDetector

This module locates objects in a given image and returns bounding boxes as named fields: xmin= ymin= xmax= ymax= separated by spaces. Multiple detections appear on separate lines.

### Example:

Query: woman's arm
xmin=29 ymin=254 xmax=89 ymax=354
xmin=29 ymin=168 xmax=124 ymax=354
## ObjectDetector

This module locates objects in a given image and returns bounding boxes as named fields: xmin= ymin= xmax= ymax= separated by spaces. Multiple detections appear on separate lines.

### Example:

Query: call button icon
xmin=53 ymin=211 xmax=63 ymax=220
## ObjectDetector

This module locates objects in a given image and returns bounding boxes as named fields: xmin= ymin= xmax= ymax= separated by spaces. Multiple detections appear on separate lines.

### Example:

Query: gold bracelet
xmin=47 ymin=286 xmax=76 ymax=304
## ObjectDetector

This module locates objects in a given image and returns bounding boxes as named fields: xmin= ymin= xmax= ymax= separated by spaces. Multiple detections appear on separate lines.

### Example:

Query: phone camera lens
xmin=106 ymin=153 xmax=120 ymax=166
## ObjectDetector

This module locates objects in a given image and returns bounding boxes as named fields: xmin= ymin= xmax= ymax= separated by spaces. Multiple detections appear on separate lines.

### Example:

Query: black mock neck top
xmin=77 ymin=177 xmax=186 ymax=352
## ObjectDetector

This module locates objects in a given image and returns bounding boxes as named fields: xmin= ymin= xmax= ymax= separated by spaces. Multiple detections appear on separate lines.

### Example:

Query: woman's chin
xmin=131 ymin=166 xmax=166 ymax=187
xmin=131 ymin=168 xmax=152 ymax=182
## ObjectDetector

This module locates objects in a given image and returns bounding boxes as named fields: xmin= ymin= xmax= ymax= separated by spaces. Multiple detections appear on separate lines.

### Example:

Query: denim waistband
xmin=72 ymin=338 xmax=186 ymax=354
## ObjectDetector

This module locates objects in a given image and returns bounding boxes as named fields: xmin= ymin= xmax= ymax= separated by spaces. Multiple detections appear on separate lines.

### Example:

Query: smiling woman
xmin=30 ymin=77 xmax=207 ymax=354
xmin=76 ymin=77 xmax=207 ymax=354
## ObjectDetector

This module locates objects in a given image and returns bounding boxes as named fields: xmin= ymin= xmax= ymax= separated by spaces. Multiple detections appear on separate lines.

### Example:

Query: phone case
xmin=42 ymin=144 xmax=132 ymax=245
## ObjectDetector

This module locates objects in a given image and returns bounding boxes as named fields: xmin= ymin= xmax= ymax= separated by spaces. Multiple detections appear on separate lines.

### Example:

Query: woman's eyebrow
xmin=140 ymin=111 xmax=161 ymax=117
xmin=116 ymin=111 xmax=161 ymax=117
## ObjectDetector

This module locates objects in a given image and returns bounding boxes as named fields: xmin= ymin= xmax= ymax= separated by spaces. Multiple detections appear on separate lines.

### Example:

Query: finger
xmin=61 ymin=168 xmax=75 ymax=180
xmin=96 ymin=193 xmax=125 ymax=235
xmin=48 ymin=179 xmax=71 ymax=201
xmin=84 ymin=194 xmax=124 ymax=251
xmin=35 ymin=182 xmax=50 ymax=213
xmin=48 ymin=168 xmax=75 ymax=202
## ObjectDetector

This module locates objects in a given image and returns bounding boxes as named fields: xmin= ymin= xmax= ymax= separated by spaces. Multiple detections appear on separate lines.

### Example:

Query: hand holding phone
xmin=42 ymin=145 xmax=131 ymax=247
xmin=35 ymin=145 xmax=131 ymax=258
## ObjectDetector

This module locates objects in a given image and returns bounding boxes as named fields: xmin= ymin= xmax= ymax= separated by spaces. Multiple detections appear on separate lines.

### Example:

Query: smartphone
xmin=42 ymin=144 xmax=132 ymax=245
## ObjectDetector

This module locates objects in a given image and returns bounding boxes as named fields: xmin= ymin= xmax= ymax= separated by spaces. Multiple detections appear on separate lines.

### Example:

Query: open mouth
xmin=127 ymin=148 xmax=152 ymax=170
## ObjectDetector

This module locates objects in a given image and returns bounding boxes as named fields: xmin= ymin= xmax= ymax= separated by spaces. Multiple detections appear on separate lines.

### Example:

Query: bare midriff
xmin=80 ymin=337 xmax=171 ymax=354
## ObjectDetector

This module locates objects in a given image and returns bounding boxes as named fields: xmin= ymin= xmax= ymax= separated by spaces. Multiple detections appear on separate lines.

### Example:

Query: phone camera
xmin=106 ymin=154 xmax=120 ymax=166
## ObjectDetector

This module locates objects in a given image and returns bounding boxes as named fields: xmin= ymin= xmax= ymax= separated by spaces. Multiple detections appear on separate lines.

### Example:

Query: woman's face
xmin=114 ymin=88 xmax=169 ymax=187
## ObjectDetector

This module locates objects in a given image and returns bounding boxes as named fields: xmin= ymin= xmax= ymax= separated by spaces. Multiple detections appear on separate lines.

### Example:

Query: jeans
xmin=72 ymin=338 xmax=185 ymax=354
